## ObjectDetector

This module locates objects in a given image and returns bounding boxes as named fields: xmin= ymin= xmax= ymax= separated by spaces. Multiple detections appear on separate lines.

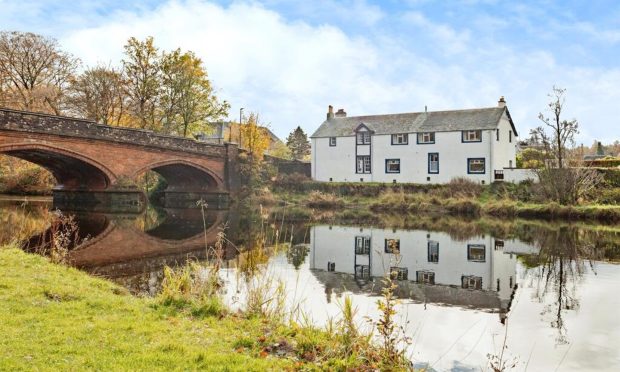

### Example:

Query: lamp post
xmin=239 ymin=107 xmax=244 ymax=148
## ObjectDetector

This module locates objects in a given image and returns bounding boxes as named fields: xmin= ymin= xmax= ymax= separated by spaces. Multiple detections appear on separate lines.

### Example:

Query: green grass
xmin=0 ymin=247 xmax=296 ymax=371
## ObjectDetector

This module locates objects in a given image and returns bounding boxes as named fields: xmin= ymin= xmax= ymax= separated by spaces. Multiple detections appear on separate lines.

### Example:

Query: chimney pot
xmin=498 ymin=96 xmax=506 ymax=108
xmin=335 ymin=108 xmax=347 ymax=118
xmin=327 ymin=105 xmax=334 ymax=120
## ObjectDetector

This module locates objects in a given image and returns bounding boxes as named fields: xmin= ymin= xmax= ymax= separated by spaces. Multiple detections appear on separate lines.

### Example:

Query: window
xmin=467 ymin=244 xmax=486 ymax=262
xmin=417 ymin=132 xmax=435 ymax=144
xmin=428 ymin=153 xmax=439 ymax=174
xmin=390 ymin=267 xmax=408 ymax=281
xmin=462 ymin=275 xmax=482 ymax=290
xmin=327 ymin=262 xmax=336 ymax=271
xmin=416 ymin=271 xmax=435 ymax=284
xmin=391 ymin=133 xmax=408 ymax=145
xmin=462 ymin=130 xmax=482 ymax=142
xmin=385 ymin=159 xmax=400 ymax=173
xmin=467 ymin=158 xmax=485 ymax=174
xmin=356 ymin=156 xmax=371 ymax=174
xmin=509 ymin=130 xmax=512 ymax=143
xmin=428 ymin=241 xmax=439 ymax=263
xmin=355 ymin=236 xmax=371 ymax=255
xmin=329 ymin=137 xmax=337 ymax=146
xmin=356 ymin=132 xmax=371 ymax=144
xmin=384 ymin=239 xmax=400 ymax=254
xmin=355 ymin=265 xmax=370 ymax=279
xmin=496 ymin=129 xmax=499 ymax=141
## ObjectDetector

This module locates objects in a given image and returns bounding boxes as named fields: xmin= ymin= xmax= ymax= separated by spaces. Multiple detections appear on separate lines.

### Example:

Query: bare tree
xmin=0 ymin=31 xmax=79 ymax=114
xmin=66 ymin=65 xmax=126 ymax=125
xmin=533 ymin=86 xmax=578 ymax=169
xmin=531 ymin=86 xmax=602 ymax=204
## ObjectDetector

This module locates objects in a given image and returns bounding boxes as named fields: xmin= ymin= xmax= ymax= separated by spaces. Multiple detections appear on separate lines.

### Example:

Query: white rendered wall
xmin=312 ymin=130 xmax=499 ymax=184
xmin=309 ymin=225 xmax=518 ymax=298
xmin=491 ymin=112 xmax=518 ymax=173
xmin=502 ymin=168 xmax=538 ymax=183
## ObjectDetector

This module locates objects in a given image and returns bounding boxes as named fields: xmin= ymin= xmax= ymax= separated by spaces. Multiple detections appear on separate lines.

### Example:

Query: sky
xmin=1 ymin=0 xmax=619 ymax=144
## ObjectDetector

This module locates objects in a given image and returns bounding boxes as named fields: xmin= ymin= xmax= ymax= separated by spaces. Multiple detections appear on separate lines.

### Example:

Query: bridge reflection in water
xmin=20 ymin=205 xmax=236 ymax=295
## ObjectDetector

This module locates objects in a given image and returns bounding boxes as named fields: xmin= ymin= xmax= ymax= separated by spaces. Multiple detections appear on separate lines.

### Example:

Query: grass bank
xmin=269 ymin=177 xmax=620 ymax=223
xmin=0 ymin=247 xmax=295 ymax=370
xmin=1 ymin=247 xmax=412 ymax=371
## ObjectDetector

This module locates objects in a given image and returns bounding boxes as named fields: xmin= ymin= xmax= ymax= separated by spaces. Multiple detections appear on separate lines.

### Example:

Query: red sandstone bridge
xmin=0 ymin=108 xmax=240 ymax=210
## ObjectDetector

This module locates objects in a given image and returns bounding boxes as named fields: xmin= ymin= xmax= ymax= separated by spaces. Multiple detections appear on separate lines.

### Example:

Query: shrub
xmin=305 ymin=191 xmax=345 ymax=209
xmin=597 ymin=188 xmax=620 ymax=205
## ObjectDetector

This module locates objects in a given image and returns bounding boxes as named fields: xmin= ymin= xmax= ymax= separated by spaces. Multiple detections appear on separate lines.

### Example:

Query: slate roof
xmin=311 ymin=106 xmax=517 ymax=138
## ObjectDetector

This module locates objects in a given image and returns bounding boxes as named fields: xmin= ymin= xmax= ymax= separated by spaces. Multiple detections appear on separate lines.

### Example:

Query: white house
xmin=310 ymin=97 xmax=519 ymax=184
xmin=309 ymin=225 xmax=520 ymax=312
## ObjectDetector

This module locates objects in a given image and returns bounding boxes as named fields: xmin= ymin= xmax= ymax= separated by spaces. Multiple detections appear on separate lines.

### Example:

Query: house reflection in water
xmin=309 ymin=225 xmax=519 ymax=321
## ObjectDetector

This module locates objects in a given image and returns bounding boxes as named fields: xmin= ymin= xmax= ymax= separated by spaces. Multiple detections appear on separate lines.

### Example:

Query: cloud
xmin=4 ymin=0 xmax=619 ymax=144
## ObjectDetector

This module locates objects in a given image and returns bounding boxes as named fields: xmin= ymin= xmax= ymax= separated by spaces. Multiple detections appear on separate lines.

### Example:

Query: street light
xmin=239 ymin=107 xmax=244 ymax=148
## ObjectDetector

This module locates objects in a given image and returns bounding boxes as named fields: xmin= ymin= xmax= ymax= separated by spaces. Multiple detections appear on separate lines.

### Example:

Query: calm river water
xmin=2 ymin=196 xmax=619 ymax=371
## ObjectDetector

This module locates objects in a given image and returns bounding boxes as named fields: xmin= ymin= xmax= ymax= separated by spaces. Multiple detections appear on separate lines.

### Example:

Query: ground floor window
xmin=428 ymin=241 xmax=439 ymax=262
xmin=416 ymin=271 xmax=435 ymax=284
xmin=355 ymin=265 xmax=370 ymax=279
xmin=384 ymin=238 xmax=400 ymax=253
xmin=467 ymin=158 xmax=485 ymax=174
xmin=390 ymin=267 xmax=408 ymax=281
xmin=355 ymin=236 xmax=371 ymax=255
xmin=428 ymin=153 xmax=439 ymax=174
xmin=356 ymin=156 xmax=371 ymax=174
xmin=385 ymin=159 xmax=400 ymax=173
xmin=467 ymin=244 xmax=486 ymax=262
xmin=462 ymin=275 xmax=482 ymax=290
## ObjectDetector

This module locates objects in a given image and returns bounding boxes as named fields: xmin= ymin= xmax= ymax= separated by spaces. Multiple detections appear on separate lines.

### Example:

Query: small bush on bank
xmin=597 ymin=188 xmax=620 ymax=205
xmin=440 ymin=177 xmax=483 ymax=198
xmin=305 ymin=191 xmax=345 ymax=209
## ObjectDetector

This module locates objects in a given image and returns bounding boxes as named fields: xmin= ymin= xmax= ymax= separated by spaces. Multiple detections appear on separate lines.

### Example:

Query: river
xmin=1 ymin=196 xmax=619 ymax=371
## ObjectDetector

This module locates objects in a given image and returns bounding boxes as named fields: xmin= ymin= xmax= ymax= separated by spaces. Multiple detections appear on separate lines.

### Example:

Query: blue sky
xmin=1 ymin=0 xmax=619 ymax=144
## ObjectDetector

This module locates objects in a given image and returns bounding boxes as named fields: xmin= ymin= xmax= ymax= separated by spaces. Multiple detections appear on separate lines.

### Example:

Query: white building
xmin=309 ymin=224 xmax=521 ymax=312
xmin=310 ymin=97 xmax=519 ymax=184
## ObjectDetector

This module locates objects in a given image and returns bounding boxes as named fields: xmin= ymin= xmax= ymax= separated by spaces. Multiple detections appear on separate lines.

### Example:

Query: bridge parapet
xmin=0 ymin=108 xmax=226 ymax=157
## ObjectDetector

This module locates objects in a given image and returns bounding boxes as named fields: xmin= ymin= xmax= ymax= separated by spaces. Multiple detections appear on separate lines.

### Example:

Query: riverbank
xmin=0 ymin=246 xmax=409 ymax=371
xmin=268 ymin=176 xmax=620 ymax=223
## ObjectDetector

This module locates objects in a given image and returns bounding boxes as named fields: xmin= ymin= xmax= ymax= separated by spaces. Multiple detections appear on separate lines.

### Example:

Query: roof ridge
xmin=331 ymin=106 xmax=501 ymax=120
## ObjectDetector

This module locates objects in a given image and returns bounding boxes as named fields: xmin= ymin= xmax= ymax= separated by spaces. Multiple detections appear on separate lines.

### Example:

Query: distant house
xmin=310 ymin=97 xmax=519 ymax=184
xmin=196 ymin=122 xmax=285 ymax=153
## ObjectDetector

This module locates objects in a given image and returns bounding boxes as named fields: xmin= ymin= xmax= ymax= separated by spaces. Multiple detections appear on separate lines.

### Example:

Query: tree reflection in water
xmin=525 ymin=226 xmax=603 ymax=345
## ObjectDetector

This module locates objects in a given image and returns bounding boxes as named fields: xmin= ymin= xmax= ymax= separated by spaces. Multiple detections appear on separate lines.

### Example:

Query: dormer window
xmin=356 ymin=132 xmax=371 ymax=145
xmin=462 ymin=130 xmax=482 ymax=142
xmin=417 ymin=132 xmax=435 ymax=144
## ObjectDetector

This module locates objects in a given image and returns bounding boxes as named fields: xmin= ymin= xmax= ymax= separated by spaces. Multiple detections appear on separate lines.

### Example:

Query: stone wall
xmin=264 ymin=155 xmax=311 ymax=177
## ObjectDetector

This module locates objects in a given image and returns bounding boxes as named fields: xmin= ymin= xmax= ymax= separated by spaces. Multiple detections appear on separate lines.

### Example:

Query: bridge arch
xmin=133 ymin=159 xmax=224 ymax=193
xmin=0 ymin=144 xmax=114 ymax=191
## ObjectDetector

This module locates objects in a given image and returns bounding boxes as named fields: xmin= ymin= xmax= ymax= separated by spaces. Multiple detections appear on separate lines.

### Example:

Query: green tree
xmin=160 ymin=49 xmax=229 ymax=137
xmin=285 ymin=126 xmax=310 ymax=161
xmin=122 ymin=36 xmax=161 ymax=130
xmin=516 ymin=148 xmax=547 ymax=169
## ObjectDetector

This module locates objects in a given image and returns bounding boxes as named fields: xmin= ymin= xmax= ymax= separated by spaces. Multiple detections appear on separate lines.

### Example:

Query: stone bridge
xmin=0 ymin=108 xmax=240 ymax=210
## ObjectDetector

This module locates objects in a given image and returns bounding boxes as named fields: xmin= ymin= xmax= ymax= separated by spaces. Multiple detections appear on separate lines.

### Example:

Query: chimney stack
xmin=327 ymin=105 xmax=334 ymax=120
xmin=498 ymin=96 xmax=506 ymax=108
xmin=335 ymin=108 xmax=347 ymax=118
